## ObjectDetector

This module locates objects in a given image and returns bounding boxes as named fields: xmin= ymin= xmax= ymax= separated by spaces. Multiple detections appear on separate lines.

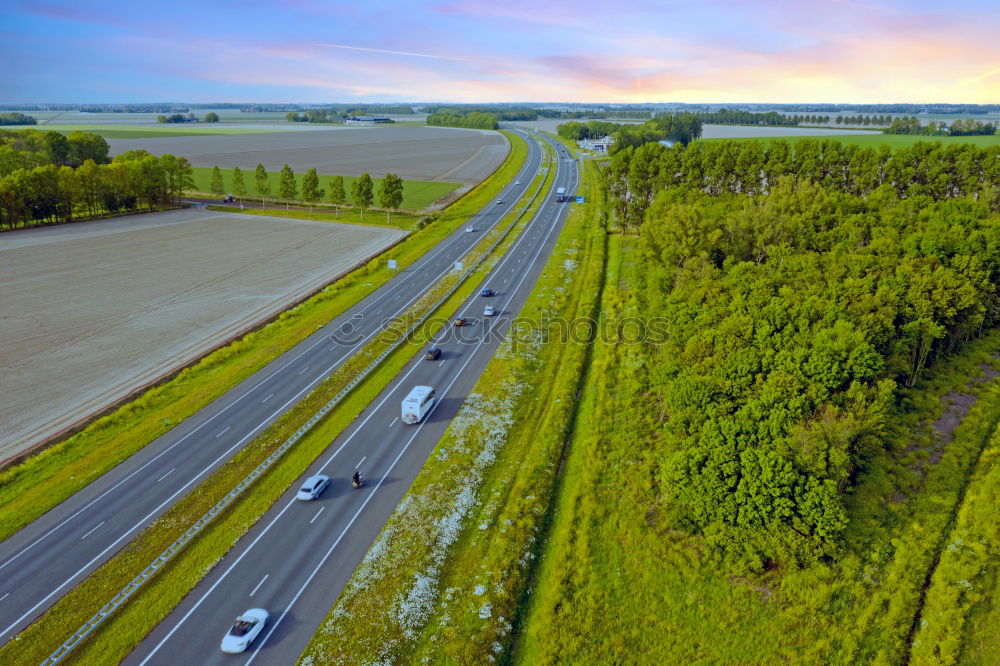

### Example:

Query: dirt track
xmin=108 ymin=126 xmax=509 ymax=185
xmin=0 ymin=208 xmax=406 ymax=461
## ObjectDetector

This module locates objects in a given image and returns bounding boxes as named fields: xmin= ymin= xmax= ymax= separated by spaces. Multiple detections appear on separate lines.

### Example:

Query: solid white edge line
xmin=0 ymin=137 xmax=542 ymax=580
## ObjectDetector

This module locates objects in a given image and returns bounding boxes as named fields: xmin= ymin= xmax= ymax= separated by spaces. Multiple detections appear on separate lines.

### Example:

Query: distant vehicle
xmin=424 ymin=346 xmax=441 ymax=361
xmin=556 ymin=187 xmax=567 ymax=202
xmin=484 ymin=305 xmax=496 ymax=316
xmin=495 ymin=198 xmax=503 ymax=204
xmin=221 ymin=608 xmax=269 ymax=653
xmin=295 ymin=475 xmax=329 ymax=501
xmin=222 ymin=195 xmax=236 ymax=204
xmin=402 ymin=385 xmax=436 ymax=424
xmin=465 ymin=226 xmax=475 ymax=233
xmin=454 ymin=317 xmax=466 ymax=327
xmin=515 ymin=180 xmax=520 ymax=185
xmin=480 ymin=287 xmax=493 ymax=297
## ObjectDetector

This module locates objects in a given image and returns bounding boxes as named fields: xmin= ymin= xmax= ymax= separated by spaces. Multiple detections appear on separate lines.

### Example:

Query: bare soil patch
xmin=108 ymin=126 xmax=508 ymax=185
xmin=0 ymin=208 xmax=406 ymax=460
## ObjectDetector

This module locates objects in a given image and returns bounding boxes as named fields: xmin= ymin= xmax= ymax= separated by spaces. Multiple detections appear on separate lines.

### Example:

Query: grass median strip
xmin=0 ymin=134 xmax=550 ymax=666
xmin=297 ymin=149 xmax=602 ymax=664
xmin=0 ymin=130 xmax=525 ymax=544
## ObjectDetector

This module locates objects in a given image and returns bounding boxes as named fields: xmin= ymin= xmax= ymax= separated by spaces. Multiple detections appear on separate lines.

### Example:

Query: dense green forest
xmin=0 ymin=130 xmax=193 ymax=229
xmin=426 ymin=111 xmax=499 ymax=130
xmin=594 ymin=139 xmax=999 ymax=565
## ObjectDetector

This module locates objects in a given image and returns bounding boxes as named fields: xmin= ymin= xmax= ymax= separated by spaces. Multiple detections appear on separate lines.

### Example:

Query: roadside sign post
xmin=454 ymin=261 xmax=463 ymax=272
xmin=387 ymin=259 xmax=397 ymax=272
xmin=576 ymin=196 xmax=585 ymax=203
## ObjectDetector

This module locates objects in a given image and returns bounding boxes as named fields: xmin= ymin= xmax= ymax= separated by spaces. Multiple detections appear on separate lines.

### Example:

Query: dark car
xmin=480 ymin=288 xmax=493 ymax=297
xmin=425 ymin=346 xmax=441 ymax=361
xmin=222 ymin=195 xmax=236 ymax=204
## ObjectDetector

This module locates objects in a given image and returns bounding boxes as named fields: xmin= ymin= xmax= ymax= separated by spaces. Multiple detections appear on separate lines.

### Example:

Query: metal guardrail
xmin=39 ymin=134 xmax=556 ymax=665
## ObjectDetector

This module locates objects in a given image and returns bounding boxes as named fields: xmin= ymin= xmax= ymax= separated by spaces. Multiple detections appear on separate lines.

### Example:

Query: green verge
xmin=700 ymin=133 xmax=1000 ymax=148
xmin=909 ymin=399 xmax=1000 ymax=666
xmin=0 ymin=133 xmax=546 ymax=666
xmin=204 ymin=205 xmax=423 ymax=231
xmin=297 ymin=152 xmax=605 ymax=664
xmin=0 ymin=130 xmax=524 ymax=543
xmin=189 ymin=167 xmax=460 ymax=212
xmin=514 ymin=227 xmax=1000 ymax=663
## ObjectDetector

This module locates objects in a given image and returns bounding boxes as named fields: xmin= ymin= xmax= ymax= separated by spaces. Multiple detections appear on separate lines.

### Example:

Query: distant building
xmin=346 ymin=115 xmax=392 ymax=124
xmin=578 ymin=135 xmax=615 ymax=152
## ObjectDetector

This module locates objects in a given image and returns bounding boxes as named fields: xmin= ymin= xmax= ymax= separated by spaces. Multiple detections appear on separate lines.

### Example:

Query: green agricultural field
xmin=16 ymin=124 xmax=279 ymax=138
xmin=701 ymin=132 xmax=1000 ymax=148
xmin=190 ymin=167 xmax=459 ymax=211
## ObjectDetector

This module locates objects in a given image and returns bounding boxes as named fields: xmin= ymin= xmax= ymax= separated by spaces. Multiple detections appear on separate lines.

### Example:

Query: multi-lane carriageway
xmin=0 ymin=131 xmax=577 ymax=662
xmin=126 ymin=134 xmax=577 ymax=664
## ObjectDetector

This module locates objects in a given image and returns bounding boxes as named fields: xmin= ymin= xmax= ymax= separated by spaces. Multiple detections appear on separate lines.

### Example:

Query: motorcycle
xmin=352 ymin=472 xmax=364 ymax=489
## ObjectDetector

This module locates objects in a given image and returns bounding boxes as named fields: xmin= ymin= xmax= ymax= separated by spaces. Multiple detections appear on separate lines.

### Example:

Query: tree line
xmin=157 ymin=112 xmax=218 ymax=123
xmin=835 ymin=114 xmax=892 ymax=126
xmin=886 ymin=116 xmax=996 ymax=136
xmin=598 ymin=139 xmax=1000 ymax=566
xmin=426 ymin=112 xmax=499 ymax=130
xmin=209 ymin=164 xmax=405 ymax=222
xmin=1 ymin=149 xmax=194 ymax=229
xmin=0 ymin=112 xmax=37 ymax=125
xmin=694 ymin=110 xmax=831 ymax=126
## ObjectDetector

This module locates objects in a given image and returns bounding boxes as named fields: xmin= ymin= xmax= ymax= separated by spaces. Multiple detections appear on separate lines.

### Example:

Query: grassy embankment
xmin=0 ymin=131 xmax=524 ymax=543
xmin=189 ymin=167 xmax=460 ymax=212
xmin=701 ymin=133 xmax=1000 ymax=148
xmin=515 ymin=226 xmax=1000 ymax=663
xmin=0 ymin=133 xmax=546 ymax=666
xmin=298 ymin=150 xmax=605 ymax=664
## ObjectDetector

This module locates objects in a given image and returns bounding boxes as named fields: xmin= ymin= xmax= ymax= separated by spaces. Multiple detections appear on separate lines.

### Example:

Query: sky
xmin=1 ymin=0 xmax=998 ymax=104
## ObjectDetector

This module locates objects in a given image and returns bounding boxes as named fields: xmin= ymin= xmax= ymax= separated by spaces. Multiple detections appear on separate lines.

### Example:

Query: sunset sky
xmin=3 ymin=0 xmax=998 ymax=103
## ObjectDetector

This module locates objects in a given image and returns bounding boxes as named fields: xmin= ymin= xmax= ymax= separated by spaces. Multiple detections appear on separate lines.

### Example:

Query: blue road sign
xmin=576 ymin=196 xmax=585 ymax=203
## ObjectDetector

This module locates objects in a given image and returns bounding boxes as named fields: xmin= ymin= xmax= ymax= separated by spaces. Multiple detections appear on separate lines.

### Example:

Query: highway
xmin=126 ymin=133 xmax=578 ymax=665
xmin=0 ymin=132 xmax=544 ymax=647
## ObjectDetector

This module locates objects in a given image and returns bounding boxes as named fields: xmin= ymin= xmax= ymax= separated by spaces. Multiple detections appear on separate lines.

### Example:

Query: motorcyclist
xmin=352 ymin=470 xmax=362 ymax=487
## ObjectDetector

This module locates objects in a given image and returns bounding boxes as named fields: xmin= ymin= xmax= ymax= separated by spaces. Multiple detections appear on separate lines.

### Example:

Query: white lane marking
xmin=80 ymin=522 xmax=105 ymax=540
xmin=0 ymin=141 xmax=545 ymax=640
xmin=262 ymin=393 xmax=273 ymax=403
xmin=249 ymin=574 xmax=268 ymax=597
xmin=355 ymin=456 xmax=366 ymax=469
xmin=389 ymin=417 xmax=398 ymax=428
xmin=156 ymin=468 xmax=175 ymax=483
xmin=216 ymin=426 xmax=231 ymax=438
xmin=298 ymin=366 xmax=310 ymax=375
xmin=0 ymin=593 xmax=9 ymax=603
xmin=309 ymin=508 xmax=325 ymax=525
xmin=137 ymin=140 xmax=554 ymax=666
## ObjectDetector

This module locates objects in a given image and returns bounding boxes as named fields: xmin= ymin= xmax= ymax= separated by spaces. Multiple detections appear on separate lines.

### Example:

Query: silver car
xmin=295 ymin=474 xmax=329 ymax=501
xmin=221 ymin=608 xmax=269 ymax=653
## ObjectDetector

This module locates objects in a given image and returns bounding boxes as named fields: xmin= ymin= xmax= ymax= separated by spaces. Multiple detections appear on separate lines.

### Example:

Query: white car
xmin=515 ymin=180 xmax=520 ymax=185
xmin=484 ymin=305 xmax=496 ymax=316
xmin=495 ymin=198 xmax=503 ymax=204
xmin=465 ymin=226 xmax=475 ymax=233
xmin=221 ymin=608 xmax=269 ymax=653
xmin=296 ymin=474 xmax=329 ymax=501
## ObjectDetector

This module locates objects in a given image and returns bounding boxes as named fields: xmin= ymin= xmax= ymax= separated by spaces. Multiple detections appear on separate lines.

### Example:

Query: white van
xmin=402 ymin=386 xmax=436 ymax=424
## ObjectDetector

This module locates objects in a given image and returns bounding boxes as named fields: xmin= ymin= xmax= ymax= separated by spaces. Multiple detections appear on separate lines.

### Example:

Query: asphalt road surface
xmin=125 ymin=134 xmax=578 ymax=665
xmin=0 ymin=132 xmax=543 ymax=648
